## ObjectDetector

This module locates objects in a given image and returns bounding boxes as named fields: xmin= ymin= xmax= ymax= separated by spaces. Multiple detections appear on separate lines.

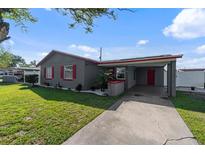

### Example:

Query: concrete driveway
xmin=63 ymin=87 xmax=198 ymax=145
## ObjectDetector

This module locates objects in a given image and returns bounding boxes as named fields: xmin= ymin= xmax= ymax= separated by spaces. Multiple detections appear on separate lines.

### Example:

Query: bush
xmin=44 ymin=82 xmax=50 ymax=86
xmin=75 ymin=84 xmax=82 ymax=91
xmin=90 ymin=86 xmax=96 ymax=91
xmin=96 ymin=69 xmax=109 ymax=91
xmin=25 ymin=75 xmax=38 ymax=86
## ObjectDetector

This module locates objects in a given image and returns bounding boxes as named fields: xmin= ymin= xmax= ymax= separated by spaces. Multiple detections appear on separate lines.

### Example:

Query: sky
xmin=2 ymin=8 xmax=205 ymax=69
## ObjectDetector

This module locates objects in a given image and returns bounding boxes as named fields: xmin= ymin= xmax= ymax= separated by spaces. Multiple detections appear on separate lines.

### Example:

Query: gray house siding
xmin=40 ymin=52 xmax=86 ymax=89
xmin=127 ymin=66 xmax=137 ymax=89
xmin=155 ymin=67 xmax=164 ymax=86
xmin=135 ymin=67 xmax=164 ymax=86
xmin=84 ymin=61 xmax=100 ymax=89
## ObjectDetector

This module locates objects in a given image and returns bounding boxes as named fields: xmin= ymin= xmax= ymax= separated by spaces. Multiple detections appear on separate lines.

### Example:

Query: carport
xmin=98 ymin=54 xmax=183 ymax=97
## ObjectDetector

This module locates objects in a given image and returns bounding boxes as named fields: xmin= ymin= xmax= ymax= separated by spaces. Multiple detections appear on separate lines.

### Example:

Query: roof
xmin=98 ymin=54 xmax=183 ymax=66
xmin=37 ymin=50 xmax=183 ymax=67
xmin=37 ymin=50 xmax=99 ymax=66
xmin=178 ymin=68 xmax=205 ymax=72
xmin=12 ymin=67 xmax=40 ymax=71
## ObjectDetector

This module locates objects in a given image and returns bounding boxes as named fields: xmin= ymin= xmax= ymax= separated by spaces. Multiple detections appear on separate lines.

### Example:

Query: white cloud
xmin=83 ymin=53 xmax=91 ymax=58
xmin=163 ymin=9 xmax=205 ymax=39
xmin=45 ymin=8 xmax=52 ymax=11
xmin=177 ymin=57 xmax=205 ymax=68
xmin=38 ymin=52 xmax=49 ymax=58
xmin=8 ymin=40 xmax=15 ymax=46
xmin=41 ymin=52 xmax=49 ymax=56
xmin=68 ymin=44 xmax=98 ymax=53
xmin=1 ymin=39 xmax=15 ymax=47
xmin=196 ymin=44 xmax=205 ymax=54
xmin=137 ymin=40 xmax=149 ymax=46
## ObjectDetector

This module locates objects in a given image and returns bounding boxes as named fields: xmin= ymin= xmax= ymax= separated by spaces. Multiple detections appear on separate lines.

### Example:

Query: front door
xmin=147 ymin=69 xmax=155 ymax=86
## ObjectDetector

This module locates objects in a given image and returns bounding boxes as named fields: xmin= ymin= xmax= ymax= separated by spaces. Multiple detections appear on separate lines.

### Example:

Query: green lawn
xmin=0 ymin=83 xmax=119 ymax=144
xmin=171 ymin=91 xmax=205 ymax=144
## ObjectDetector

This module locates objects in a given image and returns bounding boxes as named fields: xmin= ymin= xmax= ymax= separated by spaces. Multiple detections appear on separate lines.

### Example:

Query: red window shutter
xmin=73 ymin=64 xmax=76 ymax=80
xmin=52 ymin=65 xmax=54 ymax=79
xmin=60 ymin=65 xmax=64 ymax=79
xmin=44 ymin=67 xmax=46 ymax=79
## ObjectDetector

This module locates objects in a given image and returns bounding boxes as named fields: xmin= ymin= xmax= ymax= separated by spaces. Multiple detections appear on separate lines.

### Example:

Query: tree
xmin=29 ymin=60 xmax=37 ymax=67
xmin=56 ymin=8 xmax=116 ymax=32
xmin=10 ymin=54 xmax=26 ymax=67
xmin=0 ymin=9 xmax=37 ymax=43
xmin=0 ymin=47 xmax=27 ymax=68
xmin=0 ymin=8 xmax=116 ymax=43
xmin=25 ymin=74 xmax=38 ymax=86
xmin=0 ymin=47 xmax=12 ymax=68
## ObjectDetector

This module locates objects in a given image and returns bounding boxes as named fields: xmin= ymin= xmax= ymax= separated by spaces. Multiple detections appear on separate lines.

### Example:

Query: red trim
xmin=60 ymin=65 xmax=64 ymax=79
xmin=52 ymin=65 xmax=54 ymax=79
xmin=98 ymin=55 xmax=183 ymax=65
xmin=72 ymin=64 xmax=76 ymax=80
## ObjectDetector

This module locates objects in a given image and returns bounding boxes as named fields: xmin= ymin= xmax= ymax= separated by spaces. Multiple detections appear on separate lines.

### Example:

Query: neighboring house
xmin=0 ymin=67 xmax=40 ymax=83
xmin=176 ymin=68 xmax=205 ymax=88
xmin=37 ymin=50 xmax=182 ymax=96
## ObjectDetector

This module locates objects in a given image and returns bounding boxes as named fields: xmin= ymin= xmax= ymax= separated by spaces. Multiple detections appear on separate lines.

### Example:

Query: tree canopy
xmin=56 ymin=8 xmax=116 ymax=32
xmin=0 ymin=8 xmax=116 ymax=43
xmin=0 ymin=47 xmax=27 ymax=68
xmin=0 ymin=9 xmax=37 ymax=43
xmin=0 ymin=47 xmax=12 ymax=68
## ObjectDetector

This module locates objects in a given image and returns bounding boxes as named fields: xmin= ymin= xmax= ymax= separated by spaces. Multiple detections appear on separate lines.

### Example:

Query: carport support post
xmin=125 ymin=66 xmax=128 ymax=90
xmin=167 ymin=61 xmax=176 ymax=97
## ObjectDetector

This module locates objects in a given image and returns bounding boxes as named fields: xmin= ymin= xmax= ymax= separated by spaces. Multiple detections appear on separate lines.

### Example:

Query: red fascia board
xmin=98 ymin=55 xmax=183 ymax=65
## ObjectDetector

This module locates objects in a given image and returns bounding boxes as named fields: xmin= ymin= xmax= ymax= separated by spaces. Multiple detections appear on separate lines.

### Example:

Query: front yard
xmin=171 ymin=91 xmax=205 ymax=144
xmin=0 ymin=83 xmax=119 ymax=144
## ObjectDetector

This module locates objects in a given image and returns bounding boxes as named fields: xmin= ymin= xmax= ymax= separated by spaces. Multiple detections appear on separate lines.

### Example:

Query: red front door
xmin=147 ymin=69 xmax=155 ymax=86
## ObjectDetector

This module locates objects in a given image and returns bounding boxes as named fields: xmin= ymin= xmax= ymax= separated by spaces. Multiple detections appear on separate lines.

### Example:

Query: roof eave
xmin=98 ymin=54 xmax=183 ymax=66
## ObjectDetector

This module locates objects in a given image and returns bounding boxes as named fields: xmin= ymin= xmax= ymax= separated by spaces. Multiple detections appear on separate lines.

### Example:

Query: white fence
xmin=164 ymin=70 xmax=205 ymax=88
xmin=176 ymin=71 xmax=205 ymax=88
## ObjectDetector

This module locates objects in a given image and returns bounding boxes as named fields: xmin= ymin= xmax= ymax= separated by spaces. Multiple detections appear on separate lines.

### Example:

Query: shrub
xmin=75 ymin=84 xmax=82 ymax=91
xmin=25 ymin=74 xmax=38 ymax=86
xmin=44 ymin=82 xmax=50 ymax=86
xmin=90 ymin=86 xmax=96 ymax=91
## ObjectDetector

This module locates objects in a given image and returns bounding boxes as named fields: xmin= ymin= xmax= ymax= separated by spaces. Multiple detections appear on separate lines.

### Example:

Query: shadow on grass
xmin=171 ymin=91 xmax=205 ymax=113
xmin=19 ymin=85 xmax=119 ymax=110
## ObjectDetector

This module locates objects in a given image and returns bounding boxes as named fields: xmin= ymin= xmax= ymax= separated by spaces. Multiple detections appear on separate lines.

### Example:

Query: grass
xmin=171 ymin=91 xmax=205 ymax=144
xmin=0 ymin=83 xmax=120 ymax=144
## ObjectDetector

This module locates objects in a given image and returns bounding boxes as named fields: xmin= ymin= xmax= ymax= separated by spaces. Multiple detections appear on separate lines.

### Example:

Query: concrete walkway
xmin=63 ymin=87 xmax=198 ymax=145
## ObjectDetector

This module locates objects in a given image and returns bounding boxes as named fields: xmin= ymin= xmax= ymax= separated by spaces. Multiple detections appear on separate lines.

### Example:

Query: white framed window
xmin=116 ymin=67 xmax=126 ymax=80
xmin=46 ymin=66 xmax=52 ymax=79
xmin=64 ymin=65 xmax=73 ymax=80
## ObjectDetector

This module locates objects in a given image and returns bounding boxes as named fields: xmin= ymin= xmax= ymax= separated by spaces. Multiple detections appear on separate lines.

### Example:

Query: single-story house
xmin=37 ymin=50 xmax=182 ymax=97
